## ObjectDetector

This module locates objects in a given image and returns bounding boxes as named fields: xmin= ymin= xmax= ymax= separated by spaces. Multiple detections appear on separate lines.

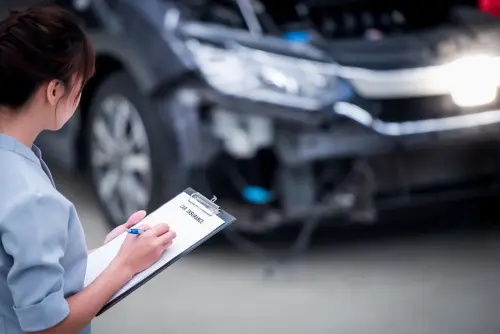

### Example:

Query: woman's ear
xmin=45 ymin=79 xmax=65 ymax=106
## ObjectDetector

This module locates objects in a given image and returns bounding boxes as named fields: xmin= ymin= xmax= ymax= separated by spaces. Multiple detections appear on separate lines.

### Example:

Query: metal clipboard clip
xmin=188 ymin=192 xmax=221 ymax=216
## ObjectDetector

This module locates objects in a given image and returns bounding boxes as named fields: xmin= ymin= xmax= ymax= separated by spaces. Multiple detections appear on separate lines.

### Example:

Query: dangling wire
xmin=215 ymin=159 xmax=374 ymax=277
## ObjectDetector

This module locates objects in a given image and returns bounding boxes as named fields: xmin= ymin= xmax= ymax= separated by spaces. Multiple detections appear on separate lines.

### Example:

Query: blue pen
xmin=126 ymin=228 xmax=147 ymax=235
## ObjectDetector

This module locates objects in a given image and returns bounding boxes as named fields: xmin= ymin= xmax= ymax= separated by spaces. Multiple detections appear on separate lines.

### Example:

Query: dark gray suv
xmin=5 ymin=0 xmax=500 ymax=233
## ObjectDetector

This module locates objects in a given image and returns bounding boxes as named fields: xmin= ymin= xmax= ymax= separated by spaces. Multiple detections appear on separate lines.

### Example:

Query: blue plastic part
xmin=242 ymin=186 xmax=272 ymax=205
xmin=338 ymin=79 xmax=355 ymax=101
xmin=283 ymin=31 xmax=311 ymax=43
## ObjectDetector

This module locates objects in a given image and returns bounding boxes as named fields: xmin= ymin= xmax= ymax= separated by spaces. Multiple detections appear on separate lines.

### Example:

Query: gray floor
xmin=54 ymin=172 xmax=500 ymax=334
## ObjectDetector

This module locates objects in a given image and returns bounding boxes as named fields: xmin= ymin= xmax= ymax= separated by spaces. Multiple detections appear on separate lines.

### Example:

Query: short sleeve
xmin=0 ymin=191 xmax=70 ymax=332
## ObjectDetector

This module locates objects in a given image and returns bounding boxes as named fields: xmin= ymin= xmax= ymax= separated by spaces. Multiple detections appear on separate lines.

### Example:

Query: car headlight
xmin=185 ymin=39 xmax=341 ymax=110
xmin=446 ymin=55 xmax=500 ymax=108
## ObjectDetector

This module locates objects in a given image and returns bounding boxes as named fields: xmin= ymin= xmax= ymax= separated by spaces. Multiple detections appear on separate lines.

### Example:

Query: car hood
xmin=258 ymin=0 xmax=500 ymax=69
xmin=323 ymin=21 xmax=500 ymax=70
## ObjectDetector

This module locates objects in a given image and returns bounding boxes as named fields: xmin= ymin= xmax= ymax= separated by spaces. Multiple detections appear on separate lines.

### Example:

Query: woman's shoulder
xmin=0 ymin=156 xmax=56 ymax=194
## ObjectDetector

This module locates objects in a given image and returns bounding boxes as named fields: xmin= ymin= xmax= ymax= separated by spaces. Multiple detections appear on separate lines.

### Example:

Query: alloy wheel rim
xmin=90 ymin=95 xmax=152 ymax=224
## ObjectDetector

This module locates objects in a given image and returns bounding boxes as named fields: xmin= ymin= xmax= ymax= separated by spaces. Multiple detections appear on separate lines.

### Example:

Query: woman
xmin=0 ymin=6 xmax=176 ymax=334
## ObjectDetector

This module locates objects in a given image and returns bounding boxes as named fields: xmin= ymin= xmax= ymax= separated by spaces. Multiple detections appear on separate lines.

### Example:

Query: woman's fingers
xmin=130 ymin=223 xmax=175 ymax=248
xmin=123 ymin=210 xmax=147 ymax=229
xmin=158 ymin=231 xmax=177 ymax=247
xmin=104 ymin=214 xmax=147 ymax=244
xmin=124 ymin=223 xmax=151 ymax=242
xmin=136 ymin=223 xmax=151 ymax=234
xmin=142 ymin=223 xmax=170 ymax=237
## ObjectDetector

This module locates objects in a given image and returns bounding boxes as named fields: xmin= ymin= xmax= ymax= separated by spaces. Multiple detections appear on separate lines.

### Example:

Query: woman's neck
xmin=0 ymin=109 xmax=41 ymax=148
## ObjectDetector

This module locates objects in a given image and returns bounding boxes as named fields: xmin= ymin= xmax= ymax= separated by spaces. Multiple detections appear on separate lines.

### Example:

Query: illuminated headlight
xmin=185 ymin=40 xmax=340 ymax=110
xmin=446 ymin=55 xmax=500 ymax=108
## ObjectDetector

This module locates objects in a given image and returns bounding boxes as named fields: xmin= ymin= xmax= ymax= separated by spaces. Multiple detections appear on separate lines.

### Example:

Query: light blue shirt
xmin=0 ymin=133 xmax=90 ymax=333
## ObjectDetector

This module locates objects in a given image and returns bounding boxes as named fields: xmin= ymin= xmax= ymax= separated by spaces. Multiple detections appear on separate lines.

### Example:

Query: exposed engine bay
xmin=179 ymin=0 xmax=479 ymax=38
xmin=255 ymin=0 xmax=460 ymax=39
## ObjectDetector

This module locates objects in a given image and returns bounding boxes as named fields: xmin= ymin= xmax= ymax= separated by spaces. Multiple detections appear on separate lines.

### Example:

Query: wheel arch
xmin=76 ymin=53 xmax=126 ymax=172
xmin=75 ymin=51 xmax=199 ymax=173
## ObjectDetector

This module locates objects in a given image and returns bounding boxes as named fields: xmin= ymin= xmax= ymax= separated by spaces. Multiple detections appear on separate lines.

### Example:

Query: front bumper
xmin=271 ymin=101 xmax=500 ymax=226
xmin=208 ymin=87 xmax=500 ymax=162
xmin=276 ymin=102 xmax=500 ymax=165
xmin=335 ymin=102 xmax=500 ymax=137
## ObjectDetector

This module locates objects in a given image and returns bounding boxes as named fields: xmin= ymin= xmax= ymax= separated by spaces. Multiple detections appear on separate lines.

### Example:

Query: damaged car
xmin=8 ymin=0 xmax=500 ymax=232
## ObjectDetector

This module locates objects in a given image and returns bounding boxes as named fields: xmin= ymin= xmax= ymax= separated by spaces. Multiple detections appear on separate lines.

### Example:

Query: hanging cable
xmin=205 ymin=158 xmax=373 ymax=277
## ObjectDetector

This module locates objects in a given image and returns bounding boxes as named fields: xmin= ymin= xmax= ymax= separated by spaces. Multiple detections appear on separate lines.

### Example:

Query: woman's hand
xmin=103 ymin=210 xmax=147 ymax=245
xmin=49 ymin=222 xmax=176 ymax=334
xmin=116 ymin=223 xmax=177 ymax=275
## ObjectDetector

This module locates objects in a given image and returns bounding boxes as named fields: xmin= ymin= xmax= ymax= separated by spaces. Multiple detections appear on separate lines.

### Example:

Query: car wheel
xmin=86 ymin=71 xmax=173 ymax=227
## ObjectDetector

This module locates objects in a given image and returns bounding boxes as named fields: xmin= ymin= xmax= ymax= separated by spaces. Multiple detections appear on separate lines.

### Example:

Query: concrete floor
xmin=54 ymin=172 xmax=500 ymax=334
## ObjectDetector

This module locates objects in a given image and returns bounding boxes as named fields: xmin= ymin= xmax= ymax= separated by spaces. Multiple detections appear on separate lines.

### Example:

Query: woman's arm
xmin=30 ymin=223 xmax=174 ymax=334
xmin=29 ymin=257 xmax=133 ymax=334
xmin=1 ymin=193 xmax=174 ymax=334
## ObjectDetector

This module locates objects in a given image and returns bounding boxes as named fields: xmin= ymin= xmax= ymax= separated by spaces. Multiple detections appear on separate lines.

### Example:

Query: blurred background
xmin=4 ymin=0 xmax=500 ymax=333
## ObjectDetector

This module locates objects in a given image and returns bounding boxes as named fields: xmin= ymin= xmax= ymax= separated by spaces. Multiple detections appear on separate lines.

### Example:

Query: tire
xmin=85 ymin=71 xmax=179 ymax=227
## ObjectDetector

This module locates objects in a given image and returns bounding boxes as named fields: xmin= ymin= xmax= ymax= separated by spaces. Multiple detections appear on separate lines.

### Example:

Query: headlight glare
xmin=446 ymin=55 xmax=500 ymax=107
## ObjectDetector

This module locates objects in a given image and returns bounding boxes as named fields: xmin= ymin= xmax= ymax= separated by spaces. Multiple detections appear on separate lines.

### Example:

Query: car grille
xmin=370 ymin=91 xmax=500 ymax=123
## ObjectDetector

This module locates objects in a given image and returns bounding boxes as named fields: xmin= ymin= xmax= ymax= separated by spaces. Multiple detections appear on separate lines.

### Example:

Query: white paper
xmin=84 ymin=191 xmax=225 ymax=303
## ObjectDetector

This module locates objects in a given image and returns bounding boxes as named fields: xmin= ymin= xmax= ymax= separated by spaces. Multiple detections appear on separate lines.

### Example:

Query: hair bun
xmin=0 ymin=6 xmax=95 ymax=110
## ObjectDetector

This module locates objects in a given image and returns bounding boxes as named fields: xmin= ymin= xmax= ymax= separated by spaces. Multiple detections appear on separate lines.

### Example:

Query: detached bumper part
xmin=334 ymin=102 xmax=500 ymax=136
xmin=273 ymin=99 xmax=500 ymax=225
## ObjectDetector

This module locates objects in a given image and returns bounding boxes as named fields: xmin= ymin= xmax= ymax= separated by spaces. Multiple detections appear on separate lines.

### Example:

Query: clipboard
xmin=84 ymin=188 xmax=236 ymax=316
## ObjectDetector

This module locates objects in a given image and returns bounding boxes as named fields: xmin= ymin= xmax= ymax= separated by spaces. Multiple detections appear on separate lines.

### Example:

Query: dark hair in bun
xmin=0 ymin=6 xmax=95 ymax=110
